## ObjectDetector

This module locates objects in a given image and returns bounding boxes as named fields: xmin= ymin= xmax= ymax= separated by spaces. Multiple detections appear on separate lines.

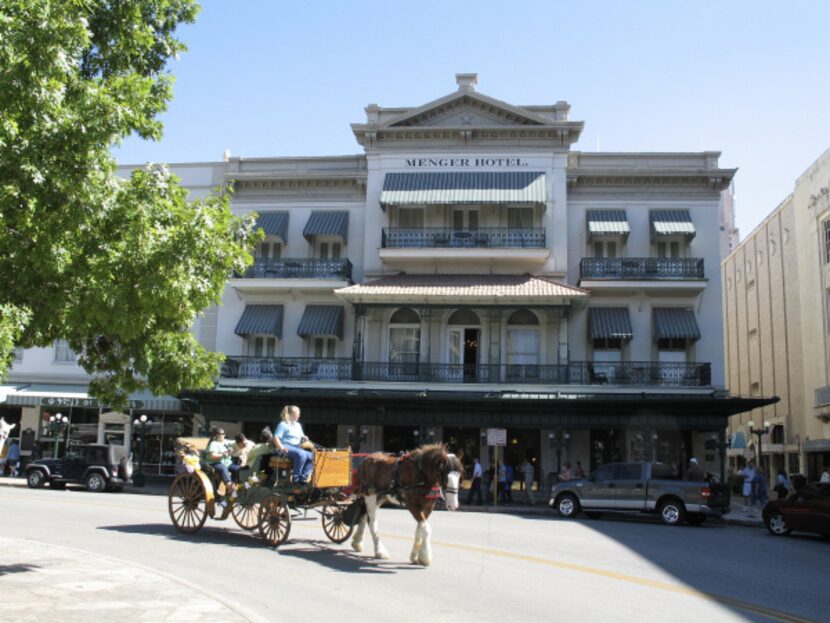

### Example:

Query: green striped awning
xmin=589 ymin=307 xmax=633 ymax=340
xmin=380 ymin=171 xmax=547 ymax=207
xmin=650 ymin=210 xmax=696 ymax=239
xmin=234 ymin=305 xmax=283 ymax=338
xmin=256 ymin=212 xmax=289 ymax=241
xmin=653 ymin=308 xmax=700 ymax=341
xmin=297 ymin=305 xmax=344 ymax=339
xmin=586 ymin=210 xmax=629 ymax=238
xmin=303 ymin=211 xmax=349 ymax=243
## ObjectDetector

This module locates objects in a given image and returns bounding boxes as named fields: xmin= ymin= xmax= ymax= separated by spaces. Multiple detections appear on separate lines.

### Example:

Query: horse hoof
xmin=375 ymin=549 xmax=390 ymax=560
xmin=418 ymin=555 xmax=432 ymax=567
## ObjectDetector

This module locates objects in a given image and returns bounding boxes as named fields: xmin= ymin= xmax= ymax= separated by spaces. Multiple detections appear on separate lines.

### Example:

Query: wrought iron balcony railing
xmin=221 ymin=357 xmax=711 ymax=387
xmin=238 ymin=257 xmax=352 ymax=280
xmin=580 ymin=257 xmax=704 ymax=280
xmin=381 ymin=227 xmax=546 ymax=249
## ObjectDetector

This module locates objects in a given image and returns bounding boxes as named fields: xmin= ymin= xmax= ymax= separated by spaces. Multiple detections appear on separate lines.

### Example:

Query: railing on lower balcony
xmin=221 ymin=357 xmax=711 ymax=387
xmin=580 ymin=257 xmax=705 ymax=280
xmin=382 ymin=227 xmax=546 ymax=249
xmin=238 ymin=258 xmax=352 ymax=280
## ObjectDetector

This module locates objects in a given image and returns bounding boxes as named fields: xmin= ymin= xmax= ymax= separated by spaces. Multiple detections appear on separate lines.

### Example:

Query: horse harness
xmin=362 ymin=452 xmax=452 ymax=501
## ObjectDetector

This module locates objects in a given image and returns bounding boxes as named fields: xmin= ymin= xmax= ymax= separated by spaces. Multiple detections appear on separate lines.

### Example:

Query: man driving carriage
xmin=272 ymin=405 xmax=315 ymax=484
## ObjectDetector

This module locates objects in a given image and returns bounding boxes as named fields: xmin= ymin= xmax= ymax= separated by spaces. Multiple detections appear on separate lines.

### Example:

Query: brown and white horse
xmin=351 ymin=444 xmax=462 ymax=566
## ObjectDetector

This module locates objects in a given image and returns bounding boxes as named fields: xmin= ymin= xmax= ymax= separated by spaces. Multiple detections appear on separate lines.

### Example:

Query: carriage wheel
xmin=168 ymin=472 xmax=208 ymax=534
xmin=232 ymin=497 xmax=261 ymax=531
xmin=321 ymin=504 xmax=354 ymax=544
xmin=258 ymin=494 xmax=291 ymax=547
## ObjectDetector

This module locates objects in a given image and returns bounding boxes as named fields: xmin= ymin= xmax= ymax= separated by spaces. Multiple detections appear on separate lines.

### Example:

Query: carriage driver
xmin=273 ymin=405 xmax=314 ymax=484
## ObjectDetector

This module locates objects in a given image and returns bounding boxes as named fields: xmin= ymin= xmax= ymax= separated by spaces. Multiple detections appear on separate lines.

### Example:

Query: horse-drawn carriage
xmin=168 ymin=437 xmax=355 ymax=547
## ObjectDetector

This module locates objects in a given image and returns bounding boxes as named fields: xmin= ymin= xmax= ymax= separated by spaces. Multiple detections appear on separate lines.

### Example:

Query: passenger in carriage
xmin=273 ymin=405 xmax=314 ymax=484
xmin=206 ymin=428 xmax=236 ymax=497
xmin=229 ymin=433 xmax=255 ymax=479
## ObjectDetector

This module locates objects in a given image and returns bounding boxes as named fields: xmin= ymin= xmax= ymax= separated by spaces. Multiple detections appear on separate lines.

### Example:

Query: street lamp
xmin=425 ymin=428 xmax=436 ymax=444
xmin=47 ymin=413 xmax=69 ymax=458
xmin=132 ymin=414 xmax=152 ymax=487
xmin=712 ymin=432 xmax=731 ymax=483
xmin=346 ymin=425 xmax=368 ymax=452
xmin=748 ymin=420 xmax=770 ymax=469
xmin=548 ymin=430 xmax=571 ymax=473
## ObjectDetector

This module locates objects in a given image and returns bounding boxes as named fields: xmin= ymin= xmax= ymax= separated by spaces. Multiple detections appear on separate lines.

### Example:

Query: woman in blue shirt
xmin=273 ymin=405 xmax=314 ymax=484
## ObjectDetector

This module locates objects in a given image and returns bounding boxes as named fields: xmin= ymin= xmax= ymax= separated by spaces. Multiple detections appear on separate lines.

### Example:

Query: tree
xmin=0 ymin=0 xmax=260 ymax=408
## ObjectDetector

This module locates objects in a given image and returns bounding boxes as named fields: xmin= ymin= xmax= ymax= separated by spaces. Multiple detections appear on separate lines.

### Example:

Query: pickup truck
xmin=549 ymin=462 xmax=730 ymax=526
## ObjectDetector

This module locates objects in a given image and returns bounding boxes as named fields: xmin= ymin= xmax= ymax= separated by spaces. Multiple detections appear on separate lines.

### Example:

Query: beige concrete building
xmin=723 ymin=148 xmax=830 ymax=481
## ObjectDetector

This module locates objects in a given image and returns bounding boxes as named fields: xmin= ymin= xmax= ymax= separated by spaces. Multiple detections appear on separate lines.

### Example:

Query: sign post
xmin=486 ymin=428 xmax=507 ymax=506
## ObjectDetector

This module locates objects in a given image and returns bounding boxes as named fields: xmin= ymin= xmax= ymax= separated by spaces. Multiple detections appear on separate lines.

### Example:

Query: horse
xmin=350 ymin=444 xmax=463 ymax=566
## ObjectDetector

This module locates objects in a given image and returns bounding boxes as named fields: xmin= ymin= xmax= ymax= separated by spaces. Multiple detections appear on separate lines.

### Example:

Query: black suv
xmin=25 ymin=444 xmax=133 ymax=492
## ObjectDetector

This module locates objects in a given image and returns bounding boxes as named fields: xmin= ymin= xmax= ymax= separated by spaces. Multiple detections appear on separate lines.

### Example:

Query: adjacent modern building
xmin=723 ymin=148 xmax=830 ymax=481
xmin=2 ymin=74 xmax=773 ymax=484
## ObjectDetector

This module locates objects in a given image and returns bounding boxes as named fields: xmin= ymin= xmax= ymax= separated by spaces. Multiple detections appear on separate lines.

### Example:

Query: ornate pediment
xmin=387 ymin=94 xmax=545 ymax=128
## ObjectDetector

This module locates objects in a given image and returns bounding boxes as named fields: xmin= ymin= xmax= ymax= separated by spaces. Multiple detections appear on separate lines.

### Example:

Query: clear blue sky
xmin=113 ymin=0 xmax=830 ymax=238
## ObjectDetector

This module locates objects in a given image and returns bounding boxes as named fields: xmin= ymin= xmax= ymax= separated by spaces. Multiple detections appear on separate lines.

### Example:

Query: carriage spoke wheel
xmin=168 ymin=472 xmax=208 ymax=535
xmin=232 ymin=498 xmax=262 ymax=531
xmin=321 ymin=504 xmax=354 ymax=544
xmin=258 ymin=494 xmax=291 ymax=547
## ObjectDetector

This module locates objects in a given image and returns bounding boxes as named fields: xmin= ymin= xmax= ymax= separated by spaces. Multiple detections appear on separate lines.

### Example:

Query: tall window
xmin=507 ymin=207 xmax=533 ymax=229
xmin=246 ymin=336 xmax=276 ymax=357
xmin=452 ymin=207 xmax=479 ymax=230
xmin=388 ymin=308 xmax=420 ymax=375
xmin=657 ymin=239 xmax=682 ymax=258
xmin=257 ymin=239 xmax=282 ymax=259
xmin=506 ymin=309 xmax=540 ymax=366
xmin=313 ymin=337 xmax=336 ymax=358
xmin=593 ymin=239 xmax=618 ymax=258
xmin=823 ymin=219 xmax=830 ymax=264
xmin=317 ymin=239 xmax=341 ymax=259
xmin=398 ymin=207 xmax=424 ymax=229
xmin=54 ymin=340 xmax=76 ymax=363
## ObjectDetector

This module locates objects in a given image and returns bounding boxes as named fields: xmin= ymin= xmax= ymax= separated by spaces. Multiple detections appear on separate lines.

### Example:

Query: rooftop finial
xmin=455 ymin=73 xmax=478 ymax=92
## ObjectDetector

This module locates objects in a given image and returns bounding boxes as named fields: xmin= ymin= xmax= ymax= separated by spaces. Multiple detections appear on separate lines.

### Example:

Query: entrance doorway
xmin=590 ymin=430 xmax=623 ymax=472
xmin=383 ymin=426 xmax=420 ymax=454
xmin=442 ymin=427 xmax=481 ymax=475
xmin=504 ymin=429 xmax=541 ymax=490
xmin=448 ymin=310 xmax=481 ymax=382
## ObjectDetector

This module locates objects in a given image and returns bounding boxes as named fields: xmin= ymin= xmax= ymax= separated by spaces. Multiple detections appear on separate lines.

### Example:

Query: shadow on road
xmin=0 ymin=563 xmax=41 ymax=576
xmin=98 ymin=523 xmax=266 ymax=549
xmin=277 ymin=538 xmax=421 ymax=574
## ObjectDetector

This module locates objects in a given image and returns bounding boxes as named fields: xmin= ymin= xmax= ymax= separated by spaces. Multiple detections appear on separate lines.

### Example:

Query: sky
xmin=113 ymin=0 xmax=830 ymax=238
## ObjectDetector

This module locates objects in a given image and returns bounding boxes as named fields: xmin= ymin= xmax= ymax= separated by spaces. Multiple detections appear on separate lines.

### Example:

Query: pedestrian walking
xmin=774 ymin=467 xmax=790 ymax=500
xmin=504 ymin=462 xmax=514 ymax=504
xmin=573 ymin=460 xmax=585 ymax=479
xmin=685 ymin=457 xmax=706 ymax=481
xmin=738 ymin=461 xmax=756 ymax=511
xmin=483 ymin=464 xmax=494 ymax=505
xmin=497 ymin=462 xmax=508 ymax=505
xmin=466 ymin=457 xmax=483 ymax=505
xmin=521 ymin=459 xmax=535 ymax=504
xmin=5 ymin=439 xmax=20 ymax=477
xmin=751 ymin=468 xmax=768 ymax=513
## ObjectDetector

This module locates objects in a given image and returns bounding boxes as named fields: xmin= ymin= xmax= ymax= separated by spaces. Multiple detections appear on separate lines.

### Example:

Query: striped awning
xmin=380 ymin=171 xmax=547 ymax=207
xmin=256 ymin=212 xmax=288 ymax=241
xmin=588 ymin=307 xmax=633 ymax=340
xmin=303 ymin=211 xmax=349 ymax=243
xmin=650 ymin=210 xmax=696 ymax=239
xmin=586 ymin=210 xmax=629 ymax=238
xmin=297 ymin=305 xmax=344 ymax=339
xmin=234 ymin=305 xmax=283 ymax=338
xmin=653 ymin=308 xmax=700 ymax=341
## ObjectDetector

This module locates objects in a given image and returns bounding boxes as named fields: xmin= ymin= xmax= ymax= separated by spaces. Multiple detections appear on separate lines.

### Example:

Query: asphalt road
xmin=0 ymin=486 xmax=825 ymax=623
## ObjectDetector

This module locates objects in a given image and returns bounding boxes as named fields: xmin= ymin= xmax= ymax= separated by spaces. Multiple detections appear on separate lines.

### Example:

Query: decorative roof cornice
xmin=567 ymin=171 xmax=736 ymax=191
xmin=228 ymin=171 xmax=367 ymax=191
xmin=352 ymin=125 xmax=583 ymax=148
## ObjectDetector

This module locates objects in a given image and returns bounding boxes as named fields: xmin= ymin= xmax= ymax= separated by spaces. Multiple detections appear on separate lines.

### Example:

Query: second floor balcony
xmin=221 ymin=357 xmax=711 ymax=388
xmin=382 ymin=227 xmax=546 ymax=249
xmin=580 ymin=257 xmax=704 ymax=281
xmin=238 ymin=257 xmax=353 ymax=281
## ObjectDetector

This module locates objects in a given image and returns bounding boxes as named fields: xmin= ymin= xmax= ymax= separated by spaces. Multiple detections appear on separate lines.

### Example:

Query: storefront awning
xmin=0 ymin=384 xmax=182 ymax=411
xmin=650 ymin=210 xmax=696 ymax=239
xmin=234 ymin=305 xmax=284 ymax=338
xmin=256 ymin=211 xmax=289 ymax=241
xmin=653 ymin=308 xmax=700 ymax=341
xmin=586 ymin=210 xmax=629 ymax=238
xmin=297 ymin=305 xmax=344 ymax=339
xmin=589 ymin=307 xmax=633 ymax=340
xmin=380 ymin=171 xmax=547 ymax=207
xmin=303 ymin=211 xmax=349 ymax=243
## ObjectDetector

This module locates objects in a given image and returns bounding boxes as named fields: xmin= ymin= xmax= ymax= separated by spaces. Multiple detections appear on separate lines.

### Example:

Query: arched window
xmin=389 ymin=308 xmax=420 ymax=376
xmin=448 ymin=309 xmax=480 ymax=325
xmin=506 ymin=309 xmax=540 ymax=375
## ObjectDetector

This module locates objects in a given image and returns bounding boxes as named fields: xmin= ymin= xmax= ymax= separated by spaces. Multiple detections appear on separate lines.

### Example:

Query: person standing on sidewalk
xmin=6 ymin=440 xmax=20 ymax=477
xmin=821 ymin=466 xmax=830 ymax=483
xmin=521 ymin=459 xmax=535 ymax=504
xmin=750 ymin=467 xmax=768 ymax=514
xmin=774 ymin=468 xmax=791 ymax=500
xmin=738 ymin=461 xmax=756 ymax=512
xmin=466 ymin=457 xmax=483 ymax=505
xmin=504 ymin=462 xmax=514 ymax=504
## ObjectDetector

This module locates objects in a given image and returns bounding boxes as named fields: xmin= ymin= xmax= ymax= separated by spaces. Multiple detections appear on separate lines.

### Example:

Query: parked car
xmin=25 ymin=443 xmax=133 ymax=492
xmin=763 ymin=482 xmax=830 ymax=538
xmin=549 ymin=461 xmax=731 ymax=526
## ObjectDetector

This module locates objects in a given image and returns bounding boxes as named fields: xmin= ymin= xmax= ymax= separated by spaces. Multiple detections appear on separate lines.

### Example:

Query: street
xmin=0 ymin=486 xmax=824 ymax=623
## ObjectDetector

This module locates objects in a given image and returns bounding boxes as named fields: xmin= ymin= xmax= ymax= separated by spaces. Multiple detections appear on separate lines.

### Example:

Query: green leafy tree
xmin=0 ymin=0 xmax=260 ymax=407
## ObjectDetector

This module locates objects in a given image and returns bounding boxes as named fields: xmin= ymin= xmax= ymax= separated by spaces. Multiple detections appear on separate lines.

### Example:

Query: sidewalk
xmin=0 ymin=536 xmax=258 ymax=623
xmin=0 ymin=475 xmax=765 ymax=527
